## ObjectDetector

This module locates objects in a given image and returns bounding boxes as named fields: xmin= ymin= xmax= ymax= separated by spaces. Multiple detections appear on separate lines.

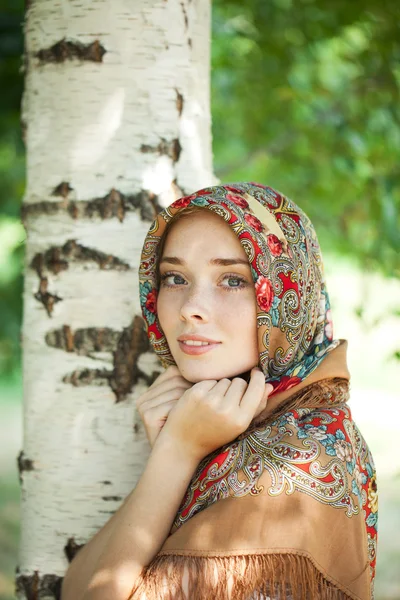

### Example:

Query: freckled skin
xmin=157 ymin=210 xmax=259 ymax=383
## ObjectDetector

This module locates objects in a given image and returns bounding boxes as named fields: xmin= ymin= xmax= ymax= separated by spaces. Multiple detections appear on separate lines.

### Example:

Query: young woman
xmin=61 ymin=183 xmax=377 ymax=600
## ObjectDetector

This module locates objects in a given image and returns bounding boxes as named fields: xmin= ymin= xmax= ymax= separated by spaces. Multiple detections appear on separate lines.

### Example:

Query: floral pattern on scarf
xmin=172 ymin=380 xmax=377 ymax=593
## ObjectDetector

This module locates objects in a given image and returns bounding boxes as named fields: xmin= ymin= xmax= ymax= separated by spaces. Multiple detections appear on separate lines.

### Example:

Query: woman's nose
xmin=179 ymin=289 xmax=210 ymax=323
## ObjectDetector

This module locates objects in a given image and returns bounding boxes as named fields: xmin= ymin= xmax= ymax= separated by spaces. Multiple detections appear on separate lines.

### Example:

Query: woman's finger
xmin=138 ymin=385 xmax=191 ymax=412
xmin=148 ymin=375 xmax=192 ymax=399
xmin=136 ymin=375 xmax=191 ymax=408
xmin=238 ymin=368 xmax=266 ymax=415
xmin=209 ymin=378 xmax=232 ymax=399
xmin=145 ymin=400 xmax=178 ymax=422
xmin=223 ymin=377 xmax=248 ymax=406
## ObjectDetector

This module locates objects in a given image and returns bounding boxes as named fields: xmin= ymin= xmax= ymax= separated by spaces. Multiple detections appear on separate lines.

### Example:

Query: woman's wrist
xmin=152 ymin=429 xmax=205 ymax=467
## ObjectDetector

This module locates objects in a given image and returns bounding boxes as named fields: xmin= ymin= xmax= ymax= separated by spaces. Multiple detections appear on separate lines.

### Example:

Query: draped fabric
xmin=134 ymin=183 xmax=377 ymax=599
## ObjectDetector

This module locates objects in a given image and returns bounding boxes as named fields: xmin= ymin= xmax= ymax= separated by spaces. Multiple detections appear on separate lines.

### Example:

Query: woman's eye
xmin=160 ymin=273 xmax=186 ymax=286
xmin=222 ymin=275 xmax=247 ymax=289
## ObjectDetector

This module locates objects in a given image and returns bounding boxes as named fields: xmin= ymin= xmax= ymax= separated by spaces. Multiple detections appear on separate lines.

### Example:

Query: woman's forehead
xmin=162 ymin=209 xmax=244 ymax=253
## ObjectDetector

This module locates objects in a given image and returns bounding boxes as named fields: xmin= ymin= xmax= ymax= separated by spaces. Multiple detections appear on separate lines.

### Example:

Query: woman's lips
xmin=177 ymin=336 xmax=221 ymax=356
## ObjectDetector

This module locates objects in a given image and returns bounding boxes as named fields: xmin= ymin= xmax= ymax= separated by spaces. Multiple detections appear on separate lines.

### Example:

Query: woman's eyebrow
xmin=159 ymin=256 xmax=249 ymax=266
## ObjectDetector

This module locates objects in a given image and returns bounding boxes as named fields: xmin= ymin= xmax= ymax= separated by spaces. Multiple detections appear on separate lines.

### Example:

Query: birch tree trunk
xmin=17 ymin=1 xmax=214 ymax=597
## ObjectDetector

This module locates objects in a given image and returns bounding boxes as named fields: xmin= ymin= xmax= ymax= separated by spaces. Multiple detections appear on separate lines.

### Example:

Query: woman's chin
xmin=176 ymin=361 xmax=256 ymax=383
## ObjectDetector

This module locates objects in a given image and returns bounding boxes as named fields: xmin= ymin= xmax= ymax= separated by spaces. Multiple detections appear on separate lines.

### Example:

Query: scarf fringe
xmin=128 ymin=552 xmax=353 ymax=600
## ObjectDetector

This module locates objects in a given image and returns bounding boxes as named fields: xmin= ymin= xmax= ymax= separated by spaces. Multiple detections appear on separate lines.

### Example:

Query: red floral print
xmin=271 ymin=375 xmax=302 ymax=395
xmin=226 ymin=194 xmax=249 ymax=209
xmin=267 ymin=234 xmax=283 ymax=257
xmin=171 ymin=195 xmax=193 ymax=209
xmin=224 ymin=185 xmax=244 ymax=194
xmin=255 ymin=276 xmax=274 ymax=312
xmin=244 ymin=212 xmax=264 ymax=232
xmin=171 ymin=189 xmax=213 ymax=209
xmin=145 ymin=289 xmax=157 ymax=313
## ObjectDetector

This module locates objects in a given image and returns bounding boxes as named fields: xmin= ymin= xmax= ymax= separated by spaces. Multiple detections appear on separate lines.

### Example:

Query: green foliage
xmin=0 ymin=1 xmax=25 ymax=378
xmin=212 ymin=0 xmax=400 ymax=277
xmin=1 ymin=0 xmax=400 ymax=377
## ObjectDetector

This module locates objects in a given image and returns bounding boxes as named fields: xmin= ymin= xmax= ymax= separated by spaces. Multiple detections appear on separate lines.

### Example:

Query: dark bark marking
xmin=140 ymin=138 xmax=182 ymax=163
xmin=17 ymin=451 xmax=34 ymax=483
xmin=63 ymin=368 xmax=112 ymax=387
xmin=46 ymin=326 xmax=121 ymax=355
xmin=16 ymin=570 xmax=63 ymax=600
xmin=133 ymin=422 xmax=140 ymax=433
xmin=63 ymin=325 xmax=74 ymax=352
xmin=101 ymin=480 xmax=112 ymax=485
xmin=52 ymin=182 xmax=73 ymax=199
xmin=31 ymin=240 xmax=129 ymax=317
xmin=15 ymin=570 xmax=39 ymax=600
xmin=31 ymin=248 xmax=68 ymax=277
xmin=188 ymin=37 xmax=192 ymax=49
xmin=180 ymin=1 xmax=189 ymax=29
xmin=31 ymin=239 xmax=130 ymax=277
xmin=172 ymin=138 xmax=182 ymax=162
xmin=99 ymin=188 xmax=125 ymax=222
xmin=34 ymin=277 xmax=62 ymax=317
xmin=64 ymin=537 xmax=84 ymax=563
xmin=21 ymin=188 xmax=162 ymax=225
xmin=176 ymin=89 xmax=184 ymax=116
xmin=47 ymin=317 xmax=152 ymax=402
xmin=36 ymin=38 xmax=106 ymax=64
xmin=110 ymin=315 xmax=151 ymax=402
xmin=102 ymin=495 xmax=122 ymax=501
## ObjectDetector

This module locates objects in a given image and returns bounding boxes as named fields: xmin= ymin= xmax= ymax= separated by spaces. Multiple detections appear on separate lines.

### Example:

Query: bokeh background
xmin=1 ymin=1 xmax=399 ymax=598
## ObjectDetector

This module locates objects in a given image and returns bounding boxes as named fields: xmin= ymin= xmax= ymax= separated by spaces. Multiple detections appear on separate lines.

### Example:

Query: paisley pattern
xmin=139 ymin=182 xmax=339 ymax=393
xmin=172 ymin=380 xmax=377 ymax=592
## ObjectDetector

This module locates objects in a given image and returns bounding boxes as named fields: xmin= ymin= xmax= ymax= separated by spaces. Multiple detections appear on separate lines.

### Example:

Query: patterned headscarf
xmin=139 ymin=182 xmax=340 ymax=395
xmin=134 ymin=183 xmax=377 ymax=600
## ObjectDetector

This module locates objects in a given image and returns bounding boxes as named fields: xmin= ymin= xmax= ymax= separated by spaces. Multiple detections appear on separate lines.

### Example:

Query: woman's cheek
xmin=156 ymin=290 xmax=172 ymax=332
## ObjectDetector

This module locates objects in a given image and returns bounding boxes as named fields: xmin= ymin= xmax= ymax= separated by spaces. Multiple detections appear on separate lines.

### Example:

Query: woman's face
xmin=157 ymin=210 xmax=259 ymax=383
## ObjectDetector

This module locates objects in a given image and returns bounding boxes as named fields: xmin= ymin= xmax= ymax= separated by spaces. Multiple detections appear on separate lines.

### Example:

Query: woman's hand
xmin=135 ymin=366 xmax=193 ymax=447
xmin=157 ymin=368 xmax=273 ymax=461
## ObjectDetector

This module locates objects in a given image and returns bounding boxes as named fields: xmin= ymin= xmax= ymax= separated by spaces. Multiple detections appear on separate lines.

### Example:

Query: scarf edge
xmin=129 ymin=550 xmax=369 ymax=600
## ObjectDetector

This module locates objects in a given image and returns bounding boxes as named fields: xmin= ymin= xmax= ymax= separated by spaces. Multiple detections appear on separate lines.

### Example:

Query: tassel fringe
xmin=128 ymin=552 xmax=353 ymax=600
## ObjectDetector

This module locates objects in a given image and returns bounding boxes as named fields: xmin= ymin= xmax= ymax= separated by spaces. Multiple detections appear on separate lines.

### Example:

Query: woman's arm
xmin=61 ymin=435 xmax=199 ymax=600
xmin=62 ymin=368 xmax=270 ymax=600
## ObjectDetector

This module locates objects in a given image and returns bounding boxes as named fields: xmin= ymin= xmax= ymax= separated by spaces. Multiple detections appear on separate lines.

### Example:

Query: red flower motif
xmin=267 ymin=234 xmax=283 ymax=257
xmin=255 ymin=276 xmax=274 ymax=312
xmin=195 ymin=189 xmax=213 ymax=196
xmin=145 ymin=289 xmax=157 ymax=313
xmin=170 ymin=189 xmax=213 ymax=209
xmin=271 ymin=375 xmax=302 ymax=395
xmin=171 ymin=195 xmax=193 ymax=209
xmin=226 ymin=194 xmax=249 ymax=209
xmin=244 ymin=212 xmax=264 ymax=232
xmin=224 ymin=185 xmax=244 ymax=194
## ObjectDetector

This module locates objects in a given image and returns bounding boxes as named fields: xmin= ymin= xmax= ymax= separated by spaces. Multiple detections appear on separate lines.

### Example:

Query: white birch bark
xmin=18 ymin=0 xmax=214 ymax=596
